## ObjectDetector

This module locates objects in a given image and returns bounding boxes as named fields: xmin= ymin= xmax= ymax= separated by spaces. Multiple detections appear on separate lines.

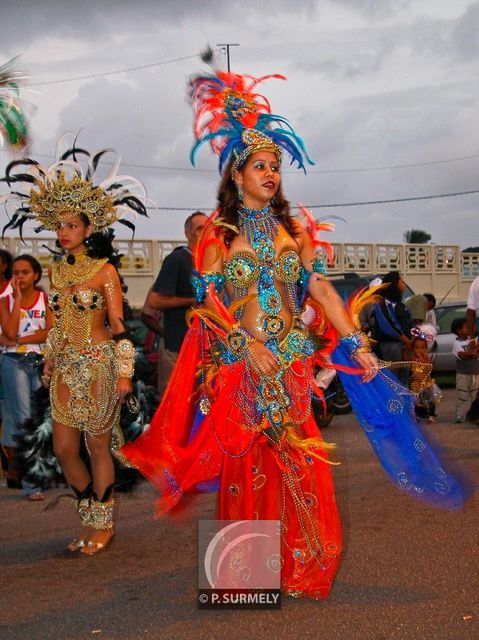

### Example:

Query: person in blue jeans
xmin=0 ymin=255 xmax=52 ymax=499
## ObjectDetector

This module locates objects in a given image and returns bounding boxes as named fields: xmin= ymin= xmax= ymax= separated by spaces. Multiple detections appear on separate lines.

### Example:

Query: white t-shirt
xmin=467 ymin=276 xmax=479 ymax=312
xmin=5 ymin=290 xmax=47 ymax=355
xmin=452 ymin=337 xmax=472 ymax=359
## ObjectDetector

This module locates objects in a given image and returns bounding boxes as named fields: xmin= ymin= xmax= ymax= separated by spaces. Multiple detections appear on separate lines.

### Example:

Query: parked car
xmin=434 ymin=301 xmax=467 ymax=372
xmin=330 ymin=273 xmax=415 ymax=303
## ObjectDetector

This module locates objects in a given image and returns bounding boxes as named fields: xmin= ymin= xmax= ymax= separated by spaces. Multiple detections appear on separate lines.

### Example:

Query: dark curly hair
xmin=0 ymin=249 xmax=13 ymax=280
xmin=217 ymin=157 xmax=299 ymax=245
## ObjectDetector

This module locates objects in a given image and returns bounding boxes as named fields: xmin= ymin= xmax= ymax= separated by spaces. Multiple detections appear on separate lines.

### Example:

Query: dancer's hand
xmin=117 ymin=377 xmax=133 ymax=403
xmin=247 ymin=341 xmax=280 ymax=377
xmin=41 ymin=359 xmax=54 ymax=388
xmin=354 ymin=351 xmax=379 ymax=383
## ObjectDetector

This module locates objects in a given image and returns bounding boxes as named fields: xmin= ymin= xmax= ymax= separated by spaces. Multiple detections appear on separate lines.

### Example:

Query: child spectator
xmin=410 ymin=333 xmax=437 ymax=423
xmin=451 ymin=317 xmax=479 ymax=423
xmin=424 ymin=293 xmax=438 ymax=330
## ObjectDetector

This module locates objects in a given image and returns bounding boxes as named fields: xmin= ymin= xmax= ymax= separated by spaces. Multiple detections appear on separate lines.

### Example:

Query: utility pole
xmin=216 ymin=43 xmax=239 ymax=72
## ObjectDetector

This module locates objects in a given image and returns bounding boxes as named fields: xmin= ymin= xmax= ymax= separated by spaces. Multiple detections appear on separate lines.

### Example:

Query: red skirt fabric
xmin=122 ymin=321 xmax=342 ymax=599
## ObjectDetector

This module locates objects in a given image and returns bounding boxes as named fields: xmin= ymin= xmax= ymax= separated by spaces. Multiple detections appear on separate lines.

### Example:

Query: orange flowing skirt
xmin=122 ymin=322 xmax=342 ymax=599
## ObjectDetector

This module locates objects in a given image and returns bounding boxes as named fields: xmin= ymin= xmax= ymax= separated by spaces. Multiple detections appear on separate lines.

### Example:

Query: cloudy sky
xmin=1 ymin=0 xmax=478 ymax=247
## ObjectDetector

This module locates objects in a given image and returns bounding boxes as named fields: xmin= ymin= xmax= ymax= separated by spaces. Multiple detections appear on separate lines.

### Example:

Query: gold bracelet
xmin=115 ymin=338 xmax=135 ymax=379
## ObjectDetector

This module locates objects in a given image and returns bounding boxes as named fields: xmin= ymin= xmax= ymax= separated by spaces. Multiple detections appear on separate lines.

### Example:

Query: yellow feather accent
xmin=187 ymin=307 xmax=231 ymax=332
xmin=284 ymin=427 xmax=340 ymax=465
xmin=348 ymin=284 xmax=385 ymax=327
xmin=213 ymin=217 xmax=240 ymax=234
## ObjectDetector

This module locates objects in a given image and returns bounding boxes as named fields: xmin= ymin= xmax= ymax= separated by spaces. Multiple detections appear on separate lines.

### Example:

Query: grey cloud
xmin=452 ymin=1 xmax=479 ymax=59
xmin=325 ymin=0 xmax=412 ymax=18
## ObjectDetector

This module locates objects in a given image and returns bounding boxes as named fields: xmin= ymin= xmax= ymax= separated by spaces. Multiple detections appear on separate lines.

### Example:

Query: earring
xmin=236 ymin=184 xmax=244 ymax=202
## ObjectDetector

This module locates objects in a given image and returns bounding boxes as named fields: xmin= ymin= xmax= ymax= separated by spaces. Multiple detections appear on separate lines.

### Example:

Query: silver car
xmin=434 ymin=302 xmax=467 ymax=372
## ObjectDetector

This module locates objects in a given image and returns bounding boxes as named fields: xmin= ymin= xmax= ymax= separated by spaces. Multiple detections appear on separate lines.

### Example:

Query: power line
xmin=26 ymin=53 xmax=201 ymax=87
xmin=2 ymin=148 xmax=478 ymax=175
xmin=307 ymin=153 xmax=479 ymax=174
xmin=146 ymin=187 xmax=479 ymax=211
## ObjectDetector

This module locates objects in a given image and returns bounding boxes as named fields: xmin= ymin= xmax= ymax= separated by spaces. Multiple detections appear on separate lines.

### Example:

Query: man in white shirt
xmin=466 ymin=275 xmax=479 ymax=338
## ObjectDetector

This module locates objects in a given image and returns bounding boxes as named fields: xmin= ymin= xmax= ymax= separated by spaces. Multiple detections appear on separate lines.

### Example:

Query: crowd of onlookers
xmin=360 ymin=270 xmax=479 ymax=424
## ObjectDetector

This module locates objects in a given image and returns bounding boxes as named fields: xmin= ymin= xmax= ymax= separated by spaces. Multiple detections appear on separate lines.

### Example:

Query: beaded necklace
xmin=52 ymin=254 xmax=108 ymax=289
xmin=238 ymin=204 xmax=278 ymax=246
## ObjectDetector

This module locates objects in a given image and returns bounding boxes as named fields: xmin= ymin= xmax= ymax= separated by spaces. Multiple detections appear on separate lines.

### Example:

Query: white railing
xmin=4 ymin=238 xmax=477 ymax=306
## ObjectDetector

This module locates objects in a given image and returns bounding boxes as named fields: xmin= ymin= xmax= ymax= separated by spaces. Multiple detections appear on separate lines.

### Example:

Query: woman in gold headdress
xmin=2 ymin=137 xmax=147 ymax=554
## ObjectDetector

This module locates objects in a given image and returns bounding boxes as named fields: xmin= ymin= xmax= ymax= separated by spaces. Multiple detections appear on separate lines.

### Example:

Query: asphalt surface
xmin=1 ymin=388 xmax=478 ymax=640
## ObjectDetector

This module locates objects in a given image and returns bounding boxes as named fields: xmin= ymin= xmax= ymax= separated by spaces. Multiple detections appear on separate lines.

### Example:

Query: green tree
xmin=403 ymin=229 xmax=432 ymax=244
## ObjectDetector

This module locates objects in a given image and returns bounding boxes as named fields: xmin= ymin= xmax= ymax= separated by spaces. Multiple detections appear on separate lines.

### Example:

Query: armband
xmin=311 ymin=257 xmax=327 ymax=275
xmin=192 ymin=271 xmax=225 ymax=303
xmin=114 ymin=338 xmax=135 ymax=379
xmin=339 ymin=329 xmax=371 ymax=355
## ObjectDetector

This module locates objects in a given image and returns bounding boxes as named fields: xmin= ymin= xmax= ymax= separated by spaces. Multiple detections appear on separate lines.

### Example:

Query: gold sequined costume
xmin=46 ymin=255 xmax=124 ymax=447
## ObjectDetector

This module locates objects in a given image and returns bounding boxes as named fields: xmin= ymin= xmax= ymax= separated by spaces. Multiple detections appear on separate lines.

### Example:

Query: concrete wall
xmin=5 ymin=237 xmax=477 ymax=308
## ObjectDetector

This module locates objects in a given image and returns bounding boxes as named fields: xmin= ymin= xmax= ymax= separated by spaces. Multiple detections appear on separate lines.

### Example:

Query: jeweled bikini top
xmin=48 ymin=288 xmax=107 ymax=353
xmin=224 ymin=249 xmax=301 ymax=288
xmin=48 ymin=289 xmax=106 ymax=314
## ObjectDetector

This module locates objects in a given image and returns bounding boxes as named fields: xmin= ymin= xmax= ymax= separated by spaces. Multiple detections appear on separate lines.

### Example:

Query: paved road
xmin=1 ymin=389 xmax=478 ymax=640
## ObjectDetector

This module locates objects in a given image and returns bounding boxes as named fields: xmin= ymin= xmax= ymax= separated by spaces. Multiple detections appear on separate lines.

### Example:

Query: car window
xmin=331 ymin=281 xmax=367 ymax=301
xmin=436 ymin=305 xmax=467 ymax=334
xmin=403 ymin=285 xmax=414 ymax=298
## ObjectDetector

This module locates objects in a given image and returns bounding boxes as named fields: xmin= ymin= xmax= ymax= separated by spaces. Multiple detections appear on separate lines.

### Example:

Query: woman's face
xmin=12 ymin=260 xmax=38 ymax=292
xmin=234 ymin=151 xmax=281 ymax=209
xmin=397 ymin=276 xmax=406 ymax=294
xmin=56 ymin=215 xmax=92 ymax=252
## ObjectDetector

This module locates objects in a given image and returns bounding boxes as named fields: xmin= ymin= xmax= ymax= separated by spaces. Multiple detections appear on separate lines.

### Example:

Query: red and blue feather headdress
xmin=189 ymin=67 xmax=314 ymax=174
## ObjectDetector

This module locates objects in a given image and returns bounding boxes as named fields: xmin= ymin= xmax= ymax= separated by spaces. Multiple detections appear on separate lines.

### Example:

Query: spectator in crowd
xmin=466 ymin=275 xmax=479 ymax=338
xmin=464 ymin=276 xmax=479 ymax=420
xmin=405 ymin=294 xmax=427 ymax=326
xmin=371 ymin=270 xmax=413 ymax=385
xmin=0 ymin=255 xmax=51 ymax=498
xmin=0 ymin=249 xmax=13 ymax=476
xmin=145 ymin=211 xmax=207 ymax=396
xmin=410 ymin=333 xmax=437 ymax=424
xmin=451 ymin=317 xmax=479 ymax=423
xmin=424 ymin=293 xmax=438 ymax=330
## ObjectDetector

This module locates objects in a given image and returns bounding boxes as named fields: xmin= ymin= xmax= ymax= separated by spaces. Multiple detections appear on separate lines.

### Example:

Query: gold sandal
xmin=80 ymin=533 xmax=114 ymax=556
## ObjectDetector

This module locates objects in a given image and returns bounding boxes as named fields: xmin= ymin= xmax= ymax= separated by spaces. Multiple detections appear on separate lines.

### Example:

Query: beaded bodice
xmin=48 ymin=287 xmax=107 ymax=353
xmin=227 ymin=206 xmax=304 ymax=324
xmin=225 ymin=249 xmax=301 ymax=288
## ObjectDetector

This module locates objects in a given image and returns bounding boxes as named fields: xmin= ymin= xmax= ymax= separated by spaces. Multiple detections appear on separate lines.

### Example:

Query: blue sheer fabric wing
xmin=333 ymin=344 xmax=465 ymax=511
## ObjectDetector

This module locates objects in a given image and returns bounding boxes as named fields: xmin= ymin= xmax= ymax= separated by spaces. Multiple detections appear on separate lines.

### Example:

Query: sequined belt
xmin=54 ymin=340 xmax=116 ymax=366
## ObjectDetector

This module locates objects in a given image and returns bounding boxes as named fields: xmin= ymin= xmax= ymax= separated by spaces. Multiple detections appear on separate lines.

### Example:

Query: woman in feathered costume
xmin=122 ymin=62 xmax=465 ymax=598
xmin=1 ymin=135 xmax=147 ymax=554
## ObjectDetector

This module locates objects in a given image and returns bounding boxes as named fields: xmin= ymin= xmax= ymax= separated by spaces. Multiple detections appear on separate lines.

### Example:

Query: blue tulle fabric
xmin=333 ymin=344 xmax=465 ymax=511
